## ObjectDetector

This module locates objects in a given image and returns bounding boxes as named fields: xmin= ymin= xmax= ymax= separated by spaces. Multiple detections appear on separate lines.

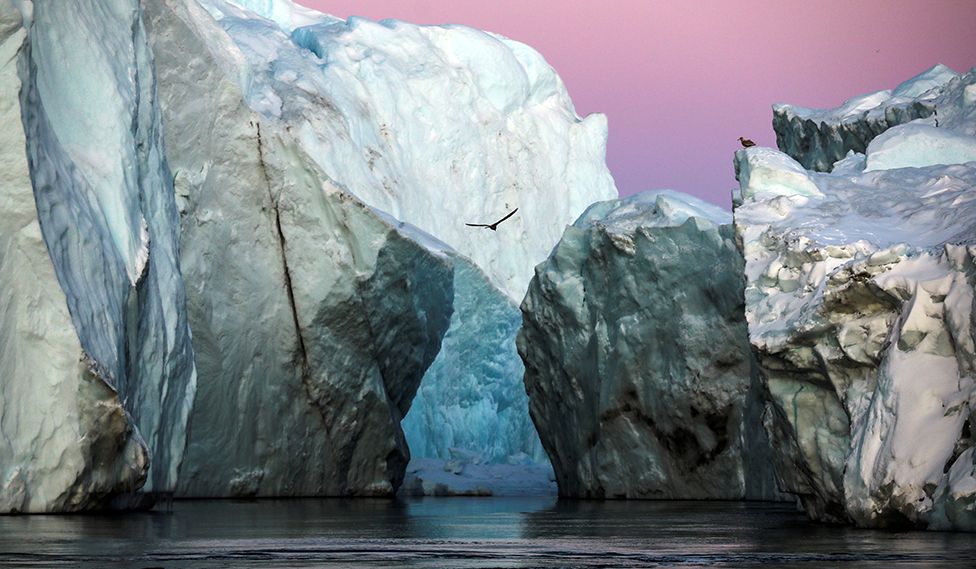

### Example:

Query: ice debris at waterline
xmin=146 ymin=0 xmax=453 ymax=498
xmin=197 ymin=0 xmax=613 ymax=467
xmin=0 ymin=0 xmax=197 ymax=513
xmin=519 ymin=191 xmax=783 ymax=500
xmin=400 ymin=452 xmax=556 ymax=497
xmin=735 ymin=68 xmax=976 ymax=530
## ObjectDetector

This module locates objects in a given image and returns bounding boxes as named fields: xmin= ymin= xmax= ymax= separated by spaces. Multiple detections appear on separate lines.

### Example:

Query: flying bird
xmin=466 ymin=208 xmax=519 ymax=231
xmin=738 ymin=137 xmax=756 ymax=148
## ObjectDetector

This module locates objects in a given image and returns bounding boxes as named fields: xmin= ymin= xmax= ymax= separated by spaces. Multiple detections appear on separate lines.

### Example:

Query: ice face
xmin=401 ymin=258 xmax=545 ymax=464
xmin=143 ymin=0 xmax=454 ymax=497
xmin=519 ymin=190 xmax=783 ymax=500
xmin=0 ymin=0 xmax=197 ymax=512
xmin=735 ymin=139 xmax=976 ymax=529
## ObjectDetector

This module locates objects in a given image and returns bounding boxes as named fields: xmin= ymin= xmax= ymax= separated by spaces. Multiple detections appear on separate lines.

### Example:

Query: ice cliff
xmin=518 ymin=191 xmax=781 ymax=500
xmin=736 ymin=67 xmax=976 ymax=529
xmin=0 ymin=0 xmax=197 ymax=512
xmin=144 ymin=0 xmax=453 ymax=497
xmin=192 ymin=0 xmax=613 ymax=466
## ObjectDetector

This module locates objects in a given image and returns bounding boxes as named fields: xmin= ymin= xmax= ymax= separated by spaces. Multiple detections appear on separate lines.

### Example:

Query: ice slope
xmin=734 ymin=138 xmax=976 ymax=528
xmin=773 ymin=65 xmax=957 ymax=171
xmin=519 ymin=191 xmax=782 ymax=500
xmin=143 ymin=0 xmax=453 ymax=497
xmin=0 ymin=0 xmax=197 ymax=512
xmin=200 ymin=0 xmax=617 ymax=301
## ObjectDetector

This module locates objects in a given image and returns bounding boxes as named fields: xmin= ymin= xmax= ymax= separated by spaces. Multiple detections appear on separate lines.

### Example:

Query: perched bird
xmin=738 ymin=137 xmax=756 ymax=148
xmin=466 ymin=208 xmax=519 ymax=231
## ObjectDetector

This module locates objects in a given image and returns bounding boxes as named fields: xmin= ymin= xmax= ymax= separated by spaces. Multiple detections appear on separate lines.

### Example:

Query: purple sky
xmin=298 ymin=0 xmax=976 ymax=208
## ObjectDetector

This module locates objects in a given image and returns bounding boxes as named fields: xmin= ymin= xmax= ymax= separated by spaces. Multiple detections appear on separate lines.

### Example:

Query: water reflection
xmin=0 ymin=498 xmax=973 ymax=568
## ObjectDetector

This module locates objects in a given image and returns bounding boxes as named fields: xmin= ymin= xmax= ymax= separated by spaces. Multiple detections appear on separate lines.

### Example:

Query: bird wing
xmin=493 ymin=208 xmax=519 ymax=226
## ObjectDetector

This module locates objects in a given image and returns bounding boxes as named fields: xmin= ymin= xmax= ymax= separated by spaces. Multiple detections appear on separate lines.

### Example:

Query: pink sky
xmin=298 ymin=0 xmax=976 ymax=208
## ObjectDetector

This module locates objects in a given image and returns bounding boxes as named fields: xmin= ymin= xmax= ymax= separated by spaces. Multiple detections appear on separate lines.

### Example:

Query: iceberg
xmin=401 ymin=259 xmax=546 ymax=464
xmin=0 ymin=0 xmax=197 ymax=512
xmin=735 ymin=67 xmax=976 ymax=528
xmin=519 ymin=191 xmax=782 ymax=500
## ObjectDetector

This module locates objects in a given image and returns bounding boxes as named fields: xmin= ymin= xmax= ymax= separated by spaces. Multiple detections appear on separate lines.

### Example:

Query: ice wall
xmin=0 ymin=0 xmax=196 ymax=512
xmin=402 ymin=258 xmax=545 ymax=464
xmin=519 ymin=191 xmax=782 ymax=500
xmin=144 ymin=0 xmax=453 ymax=497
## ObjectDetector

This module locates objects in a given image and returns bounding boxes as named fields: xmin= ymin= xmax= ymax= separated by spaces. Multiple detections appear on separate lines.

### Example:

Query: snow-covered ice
xmin=735 ymin=66 xmax=976 ymax=527
xmin=201 ymin=0 xmax=616 ymax=301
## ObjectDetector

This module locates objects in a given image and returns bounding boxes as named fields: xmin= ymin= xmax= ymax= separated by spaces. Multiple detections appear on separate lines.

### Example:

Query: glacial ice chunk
xmin=773 ymin=65 xmax=959 ymax=171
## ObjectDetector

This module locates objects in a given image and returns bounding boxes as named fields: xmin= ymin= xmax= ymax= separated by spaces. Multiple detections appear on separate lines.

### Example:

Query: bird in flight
xmin=738 ymin=137 xmax=756 ymax=148
xmin=466 ymin=208 xmax=519 ymax=231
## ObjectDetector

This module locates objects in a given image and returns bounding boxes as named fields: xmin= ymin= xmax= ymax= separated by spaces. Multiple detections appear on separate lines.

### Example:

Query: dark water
xmin=0 ymin=498 xmax=974 ymax=568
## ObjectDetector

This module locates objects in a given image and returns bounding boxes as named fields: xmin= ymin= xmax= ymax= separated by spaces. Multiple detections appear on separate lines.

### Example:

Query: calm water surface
xmin=0 ymin=498 xmax=974 ymax=568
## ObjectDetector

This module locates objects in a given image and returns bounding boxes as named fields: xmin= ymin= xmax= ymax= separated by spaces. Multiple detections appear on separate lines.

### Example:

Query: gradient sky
xmin=298 ymin=0 xmax=976 ymax=208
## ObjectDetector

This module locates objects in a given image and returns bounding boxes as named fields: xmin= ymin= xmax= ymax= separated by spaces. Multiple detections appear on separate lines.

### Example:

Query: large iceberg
xmin=0 ymin=0 xmax=197 ymax=512
xmin=143 ymin=0 xmax=454 ymax=497
xmin=518 ymin=191 xmax=782 ymax=500
xmin=735 ymin=68 xmax=976 ymax=529
xmin=193 ymin=0 xmax=614 ymax=466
